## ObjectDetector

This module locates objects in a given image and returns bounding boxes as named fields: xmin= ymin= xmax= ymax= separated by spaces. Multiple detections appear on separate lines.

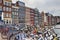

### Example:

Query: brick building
xmin=0 ymin=0 xmax=12 ymax=24
xmin=30 ymin=8 xmax=35 ymax=26
xmin=25 ymin=7 xmax=30 ymax=26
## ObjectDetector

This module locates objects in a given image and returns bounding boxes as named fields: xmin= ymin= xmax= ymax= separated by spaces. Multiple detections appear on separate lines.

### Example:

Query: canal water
xmin=53 ymin=24 xmax=60 ymax=39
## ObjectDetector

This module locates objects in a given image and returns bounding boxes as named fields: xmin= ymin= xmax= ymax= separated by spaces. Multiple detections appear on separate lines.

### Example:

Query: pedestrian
xmin=49 ymin=35 xmax=53 ymax=40
xmin=15 ymin=30 xmax=26 ymax=40
xmin=43 ymin=33 xmax=48 ymax=40
xmin=38 ymin=34 xmax=43 ymax=40
xmin=24 ymin=34 xmax=33 ymax=40
xmin=30 ymin=33 xmax=34 ymax=39
xmin=53 ymin=34 xmax=59 ymax=40
xmin=34 ymin=34 xmax=39 ymax=40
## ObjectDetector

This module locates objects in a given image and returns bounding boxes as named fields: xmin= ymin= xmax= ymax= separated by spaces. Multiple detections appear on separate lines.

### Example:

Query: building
xmin=0 ymin=0 xmax=3 ymax=20
xmin=44 ymin=13 xmax=49 ymax=26
xmin=56 ymin=16 xmax=60 ymax=23
xmin=25 ymin=7 xmax=30 ymax=26
xmin=39 ymin=13 xmax=42 ymax=27
xmin=40 ymin=11 xmax=45 ymax=28
xmin=30 ymin=8 xmax=35 ymax=26
xmin=46 ymin=13 xmax=52 ymax=26
xmin=12 ymin=3 xmax=19 ymax=25
xmin=16 ymin=1 xmax=26 ymax=28
xmin=1 ymin=0 xmax=12 ymax=24
xmin=40 ymin=12 xmax=53 ymax=28
xmin=34 ymin=8 xmax=40 ymax=27
xmin=51 ymin=16 xmax=56 ymax=25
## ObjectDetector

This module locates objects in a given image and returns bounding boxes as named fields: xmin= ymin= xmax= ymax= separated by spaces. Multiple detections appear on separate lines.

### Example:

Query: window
xmin=16 ymin=9 xmax=18 ymax=11
xmin=0 ymin=6 xmax=2 ymax=11
xmin=15 ymin=9 xmax=16 ymax=11
xmin=8 ymin=2 xmax=11 ymax=6
xmin=15 ymin=12 xmax=16 ymax=15
xmin=4 ymin=13 xmax=6 ymax=17
xmin=9 ymin=21 xmax=11 ymax=24
xmin=9 ymin=8 xmax=11 ymax=11
xmin=12 ymin=12 xmax=14 ymax=15
xmin=3 ymin=7 xmax=5 ymax=11
xmin=4 ymin=13 xmax=9 ymax=17
xmin=6 ymin=20 xmax=8 ymax=24
xmin=6 ymin=7 xmax=8 ymax=11
xmin=9 ymin=14 xmax=11 ymax=17
xmin=4 ymin=1 xmax=11 ymax=6
xmin=12 ymin=8 xmax=15 ymax=11
xmin=16 ymin=13 xmax=18 ymax=15
xmin=4 ymin=2 xmax=5 ymax=5
xmin=6 ymin=13 xmax=9 ymax=17
xmin=5 ymin=2 xmax=7 ymax=5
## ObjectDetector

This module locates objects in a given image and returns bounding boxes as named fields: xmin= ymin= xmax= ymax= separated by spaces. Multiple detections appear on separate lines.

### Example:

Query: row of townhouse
xmin=0 ymin=0 xmax=39 ymax=27
xmin=0 ymin=0 xmax=60 ymax=28
xmin=40 ymin=11 xmax=60 ymax=28
xmin=0 ymin=0 xmax=12 ymax=24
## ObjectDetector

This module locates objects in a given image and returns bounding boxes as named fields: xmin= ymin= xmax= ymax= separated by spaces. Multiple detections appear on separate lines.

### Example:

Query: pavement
xmin=9 ymin=35 xmax=16 ymax=40
xmin=0 ymin=33 xmax=7 ymax=40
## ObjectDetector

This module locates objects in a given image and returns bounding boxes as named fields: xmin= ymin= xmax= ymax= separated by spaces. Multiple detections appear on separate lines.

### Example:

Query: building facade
xmin=25 ymin=7 xmax=30 ymax=26
xmin=40 ymin=11 xmax=45 ymax=28
xmin=34 ymin=8 xmax=39 ymax=27
xmin=0 ymin=0 xmax=3 ymax=20
xmin=2 ymin=0 xmax=12 ymax=24
xmin=30 ymin=8 xmax=35 ymax=26
xmin=56 ymin=16 xmax=60 ymax=23
xmin=39 ymin=13 xmax=43 ymax=27
xmin=16 ymin=1 xmax=26 ymax=28
xmin=48 ymin=14 xmax=52 ymax=26
xmin=12 ymin=3 xmax=19 ymax=25
xmin=51 ymin=16 xmax=55 ymax=25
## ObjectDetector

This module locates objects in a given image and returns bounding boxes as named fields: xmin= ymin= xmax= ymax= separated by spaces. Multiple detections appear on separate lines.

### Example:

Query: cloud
xmin=13 ymin=0 xmax=60 ymax=16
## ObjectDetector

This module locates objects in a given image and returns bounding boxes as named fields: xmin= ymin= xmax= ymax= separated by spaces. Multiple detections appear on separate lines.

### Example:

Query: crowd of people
xmin=14 ymin=28 xmax=59 ymax=40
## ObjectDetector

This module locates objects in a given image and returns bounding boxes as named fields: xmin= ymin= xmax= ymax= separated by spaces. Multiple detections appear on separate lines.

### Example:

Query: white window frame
xmin=3 ymin=7 xmax=5 ymax=11
xmin=9 ymin=14 xmax=11 ymax=17
xmin=6 ymin=13 xmax=9 ymax=17
xmin=9 ymin=8 xmax=11 ymax=11
xmin=6 ymin=7 xmax=9 ymax=11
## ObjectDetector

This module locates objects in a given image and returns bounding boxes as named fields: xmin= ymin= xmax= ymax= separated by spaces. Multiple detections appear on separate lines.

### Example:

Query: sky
xmin=12 ymin=0 xmax=60 ymax=16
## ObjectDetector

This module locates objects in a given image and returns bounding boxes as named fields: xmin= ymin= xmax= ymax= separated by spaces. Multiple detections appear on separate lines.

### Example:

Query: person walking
xmin=43 ymin=33 xmax=48 ymax=40
xmin=53 ymin=34 xmax=59 ymax=40
xmin=38 ymin=34 xmax=43 ymax=40
xmin=24 ymin=34 xmax=33 ymax=40
xmin=49 ymin=35 xmax=53 ymax=40
xmin=15 ymin=30 xmax=26 ymax=40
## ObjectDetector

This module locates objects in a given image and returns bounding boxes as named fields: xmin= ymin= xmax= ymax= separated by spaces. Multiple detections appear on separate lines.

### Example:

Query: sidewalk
xmin=0 ymin=33 xmax=2 ymax=40
xmin=0 ymin=33 xmax=7 ymax=40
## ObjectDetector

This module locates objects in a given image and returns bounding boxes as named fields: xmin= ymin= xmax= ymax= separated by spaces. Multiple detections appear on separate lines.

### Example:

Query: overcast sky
xmin=12 ymin=0 xmax=60 ymax=16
